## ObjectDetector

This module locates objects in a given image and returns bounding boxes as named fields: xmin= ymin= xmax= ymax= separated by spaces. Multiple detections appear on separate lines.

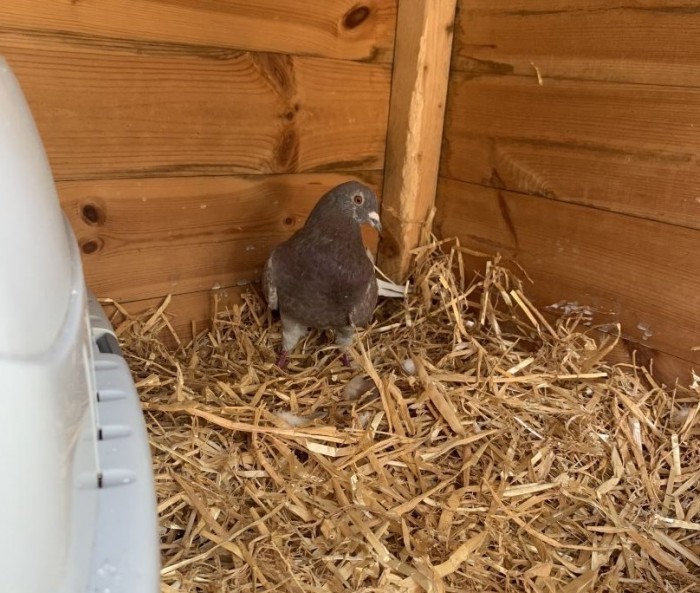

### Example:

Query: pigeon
xmin=262 ymin=181 xmax=382 ymax=368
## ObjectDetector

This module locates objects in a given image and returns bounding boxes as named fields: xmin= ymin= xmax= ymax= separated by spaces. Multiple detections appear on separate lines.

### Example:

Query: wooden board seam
xmin=102 ymin=282 xmax=251 ymax=308
xmin=438 ymin=175 xmax=700 ymax=234
xmin=53 ymin=166 xmax=386 ymax=183
xmin=0 ymin=24 xmax=395 ymax=67
xmin=448 ymin=66 xmax=700 ymax=91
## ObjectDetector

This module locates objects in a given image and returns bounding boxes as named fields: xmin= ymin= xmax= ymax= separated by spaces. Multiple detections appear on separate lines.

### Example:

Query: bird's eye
xmin=352 ymin=194 xmax=364 ymax=205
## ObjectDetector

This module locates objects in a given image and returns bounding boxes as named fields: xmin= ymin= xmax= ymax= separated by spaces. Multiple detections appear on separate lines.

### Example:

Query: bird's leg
xmin=276 ymin=349 xmax=289 ymax=369
xmin=335 ymin=326 xmax=355 ymax=367
xmin=278 ymin=314 xmax=308 ymax=369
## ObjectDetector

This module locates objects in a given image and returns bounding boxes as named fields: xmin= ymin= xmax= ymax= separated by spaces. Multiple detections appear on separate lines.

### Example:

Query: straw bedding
xmin=113 ymin=237 xmax=700 ymax=593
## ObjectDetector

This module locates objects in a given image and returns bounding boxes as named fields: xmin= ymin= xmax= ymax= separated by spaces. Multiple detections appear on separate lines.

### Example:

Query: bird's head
xmin=312 ymin=181 xmax=382 ymax=232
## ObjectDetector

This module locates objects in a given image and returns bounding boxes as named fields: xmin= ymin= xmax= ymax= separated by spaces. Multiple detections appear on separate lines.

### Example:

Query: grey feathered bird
xmin=262 ymin=181 xmax=382 ymax=368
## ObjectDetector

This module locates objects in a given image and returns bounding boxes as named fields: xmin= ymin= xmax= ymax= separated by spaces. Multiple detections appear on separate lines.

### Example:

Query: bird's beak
xmin=368 ymin=211 xmax=383 ymax=233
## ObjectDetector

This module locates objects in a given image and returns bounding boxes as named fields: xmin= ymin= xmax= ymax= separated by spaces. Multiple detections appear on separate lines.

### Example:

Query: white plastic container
xmin=0 ymin=57 xmax=159 ymax=593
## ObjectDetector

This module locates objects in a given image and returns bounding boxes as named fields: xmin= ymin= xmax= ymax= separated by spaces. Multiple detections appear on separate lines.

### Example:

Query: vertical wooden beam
xmin=377 ymin=0 xmax=457 ymax=281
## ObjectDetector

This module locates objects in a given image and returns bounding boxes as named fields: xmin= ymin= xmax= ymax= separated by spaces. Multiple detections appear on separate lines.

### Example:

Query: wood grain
xmin=377 ymin=0 xmax=457 ymax=282
xmin=1 ymin=0 xmax=397 ymax=63
xmin=452 ymin=0 xmax=700 ymax=87
xmin=435 ymin=177 xmax=700 ymax=385
xmin=59 ymin=172 xmax=381 ymax=302
xmin=441 ymin=75 xmax=700 ymax=229
xmin=0 ymin=33 xmax=390 ymax=180
xmin=441 ymin=136 xmax=700 ymax=231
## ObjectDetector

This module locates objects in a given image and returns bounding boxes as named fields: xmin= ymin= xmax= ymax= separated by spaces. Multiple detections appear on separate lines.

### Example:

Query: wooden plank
xmin=441 ymin=75 xmax=700 ymax=229
xmin=377 ymin=0 xmax=457 ymax=281
xmin=103 ymin=286 xmax=244 ymax=347
xmin=452 ymin=0 xmax=700 ymax=87
xmin=0 ymin=33 xmax=390 ymax=180
xmin=444 ymin=74 xmax=700 ymax=164
xmin=434 ymin=177 xmax=700 ymax=386
xmin=1 ymin=0 xmax=397 ymax=63
xmin=59 ymin=172 xmax=381 ymax=302
xmin=441 ymin=136 xmax=700 ymax=231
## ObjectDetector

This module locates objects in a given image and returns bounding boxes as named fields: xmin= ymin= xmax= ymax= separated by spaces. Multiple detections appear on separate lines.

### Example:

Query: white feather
xmin=377 ymin=278 xmax=408 ymax=298
xmin=343 ymin=375 xmax=375 ymax=399
xmin=401 ymin=358 xmax=416 ymax=375
xmin=275 ymin=410 xmax=309 ymax=427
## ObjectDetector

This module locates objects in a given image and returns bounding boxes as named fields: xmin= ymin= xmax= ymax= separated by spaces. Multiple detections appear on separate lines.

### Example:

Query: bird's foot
xmin=341 ymin=352 xmax=352 ymax=367
xmin=276 ymin=350 xmax=289 ymax=369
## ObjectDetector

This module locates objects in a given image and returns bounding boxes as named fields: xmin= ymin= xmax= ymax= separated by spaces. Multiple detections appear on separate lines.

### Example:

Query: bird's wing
xmin=349 ymin=274 xmax=378 ymax=327
xmin=262 ymin=250 xmax=278 ymax=310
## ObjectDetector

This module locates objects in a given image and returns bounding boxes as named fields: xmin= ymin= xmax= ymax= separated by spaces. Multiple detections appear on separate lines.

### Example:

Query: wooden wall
xmin=3 ymin=1 xmax=698 ymax=385
xmin=436 ymin=0 xmax=700 ymax=387
xmin=0 ymin=0 xmax=395 ymax=337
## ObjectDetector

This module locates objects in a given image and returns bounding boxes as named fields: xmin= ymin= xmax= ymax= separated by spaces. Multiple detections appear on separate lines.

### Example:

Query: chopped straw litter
xmin=111 ymin=237 xmax=700 ymax=593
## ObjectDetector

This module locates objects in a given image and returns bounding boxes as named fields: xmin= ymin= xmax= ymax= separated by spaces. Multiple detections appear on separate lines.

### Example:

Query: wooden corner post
xmin=377 ymin=0 xmax=457 ymax=281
